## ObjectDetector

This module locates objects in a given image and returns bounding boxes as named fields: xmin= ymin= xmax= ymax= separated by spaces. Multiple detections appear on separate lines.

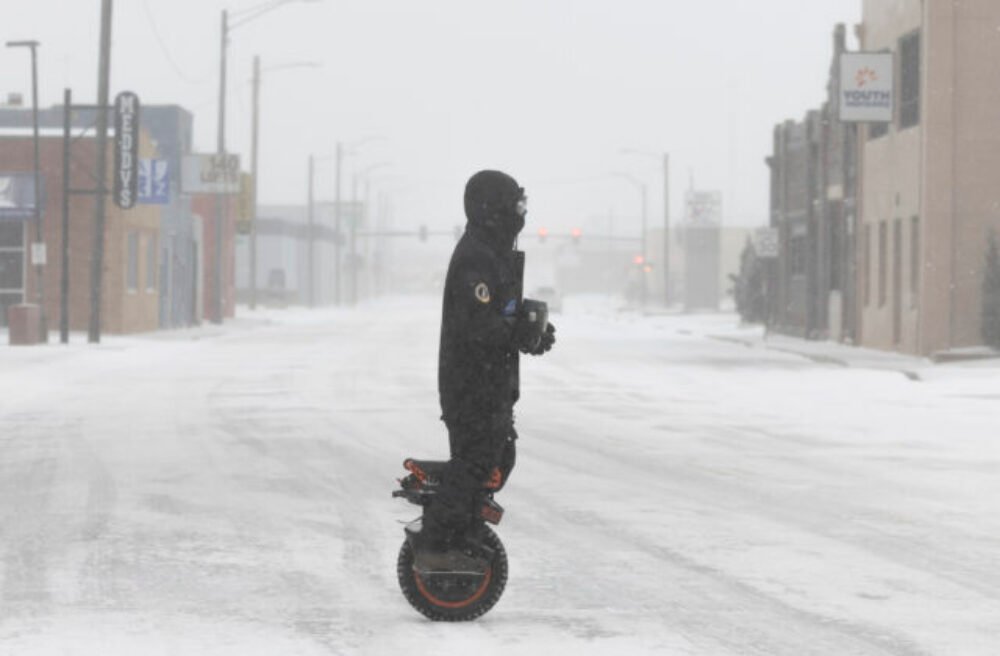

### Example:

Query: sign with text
xmin=753 ymin=227 xmax=779 ymax=258
xmin=839 ymin=53 xmax=893 ymax=122
xmin=182 ymin=153 xmax=241 ymax=194
xmin=113 ymin=91 xmax=140 ymax=209
xmin=138 ymin=159 xmax=170 ymax=205
xmin=684 ymin=190 xmax=722 ymax=228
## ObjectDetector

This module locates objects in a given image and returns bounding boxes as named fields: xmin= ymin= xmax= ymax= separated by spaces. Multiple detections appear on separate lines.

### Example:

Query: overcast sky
xmin=1 ymin=0 xmax=861 ymax=237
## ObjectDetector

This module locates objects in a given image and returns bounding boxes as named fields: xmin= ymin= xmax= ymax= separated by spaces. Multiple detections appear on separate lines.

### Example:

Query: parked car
xmin=532 ymin=286 xmax=562 ymax=313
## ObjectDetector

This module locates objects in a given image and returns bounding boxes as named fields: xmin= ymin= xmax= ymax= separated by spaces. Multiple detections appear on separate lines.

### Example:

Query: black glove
xmin=514 ymin=299 xmax=549 ymax=353
xmin=527 ymin=322 xmax=555 ymax=355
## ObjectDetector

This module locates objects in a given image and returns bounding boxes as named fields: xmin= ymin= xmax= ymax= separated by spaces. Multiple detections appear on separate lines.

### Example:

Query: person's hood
xmin=463 ymin=170 xmax=524 ymax=251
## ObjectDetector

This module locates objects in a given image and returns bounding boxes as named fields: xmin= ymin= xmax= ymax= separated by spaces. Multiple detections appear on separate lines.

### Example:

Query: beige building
xmin=859 ymin=0 xmax=1000 ymax=355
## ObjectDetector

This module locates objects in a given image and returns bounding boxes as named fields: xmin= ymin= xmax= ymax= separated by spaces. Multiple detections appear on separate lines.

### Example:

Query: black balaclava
xmin=464 ymin=170 xmax=525 ymax=251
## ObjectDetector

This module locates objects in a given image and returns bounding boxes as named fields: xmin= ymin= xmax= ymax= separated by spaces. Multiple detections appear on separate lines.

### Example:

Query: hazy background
xmin=1 ymin=0 xmax=861 ymax=237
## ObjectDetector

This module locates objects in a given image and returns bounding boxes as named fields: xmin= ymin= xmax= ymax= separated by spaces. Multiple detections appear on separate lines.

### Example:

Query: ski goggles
xmin=515 ymin=192 xmax=528 ymax=217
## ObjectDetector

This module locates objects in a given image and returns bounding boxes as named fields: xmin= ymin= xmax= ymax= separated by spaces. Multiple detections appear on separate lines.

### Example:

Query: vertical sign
xmin=113 ymin=91 xmax=140 ymax=209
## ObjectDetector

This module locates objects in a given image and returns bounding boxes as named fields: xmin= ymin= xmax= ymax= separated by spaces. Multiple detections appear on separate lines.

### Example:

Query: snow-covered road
xmin=1 ymin=297 xmax=998 ymax=655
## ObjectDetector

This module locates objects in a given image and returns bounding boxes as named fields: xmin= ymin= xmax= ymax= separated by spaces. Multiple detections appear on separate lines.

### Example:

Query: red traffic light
xmin=633 ymin=254 xmax=645 ymax=266
xmin=571 ymin=227 xmax=582 ymax=239
xmin=538 ymin=227 xmax=549 ymax=242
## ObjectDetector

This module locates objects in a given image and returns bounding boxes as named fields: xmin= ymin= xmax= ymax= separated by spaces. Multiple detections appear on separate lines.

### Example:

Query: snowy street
xmin=1 ymin=297 xmax=998 ymax=655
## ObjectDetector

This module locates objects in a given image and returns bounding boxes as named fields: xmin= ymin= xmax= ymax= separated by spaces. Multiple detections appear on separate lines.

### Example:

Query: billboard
xmin=684 ymin=190 xmax=722 ymax=227
xmin=839 ymin=53 xmax=894 ymax=122
xmin=0 ymin=173 xmax=41 ymax=221
xmin=182 ymin=153 xmax=241 ymax=194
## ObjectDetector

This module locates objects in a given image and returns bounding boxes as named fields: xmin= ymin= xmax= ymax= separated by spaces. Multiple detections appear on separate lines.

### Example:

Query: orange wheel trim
xmin=413 ymin=566 xmax=493 ymax=609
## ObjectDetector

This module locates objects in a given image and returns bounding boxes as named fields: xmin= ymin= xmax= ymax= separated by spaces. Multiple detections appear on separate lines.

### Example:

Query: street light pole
xmin=662 ymin=153 xmax=670 ymax=307
xmin=621 ymin=148 xmax=670 ymax=307
xmin=215 ymin=1 xmax=321 ymax=321
xmin=307 ymin=153 xmax=315 ymax=307
xmin=249 ymin=54 xmax=260 ymax=310
xmin=212 ymin=9 xmax=228 ymax=324
xmin=6 ymin=39 xmax=45 ymax=340
xmin=350 ymin=161 xmax=390 ymax=306
xmin=613 ymin=171 xmax=649 ymax=310
xmin=334 ymin=141 xmax=343 ymax=306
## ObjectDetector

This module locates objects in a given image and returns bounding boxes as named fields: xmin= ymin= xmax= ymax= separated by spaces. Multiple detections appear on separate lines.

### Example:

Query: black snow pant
xmin=421 ymin=411 xmax=517 ymax=547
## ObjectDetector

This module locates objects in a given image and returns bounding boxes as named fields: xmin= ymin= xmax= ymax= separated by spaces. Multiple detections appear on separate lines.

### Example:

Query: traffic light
xmin=633 ymin=254 xmax=645 ymax=266
xmin=538 ymin=227 xmax=548 ymax=243
xmin=419 ymin=225 xmax=428 ymax=242
xmin=571 ymin=227 xmax=582 ymax=245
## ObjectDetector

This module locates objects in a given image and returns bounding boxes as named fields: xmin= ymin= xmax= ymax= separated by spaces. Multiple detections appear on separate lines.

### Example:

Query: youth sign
xmin=839 ymin=53 xmax=893 ymax=123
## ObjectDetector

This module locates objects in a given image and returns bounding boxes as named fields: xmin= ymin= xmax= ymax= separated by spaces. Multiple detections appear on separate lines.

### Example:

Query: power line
xmin=141 ymin=0 xmax=210 ymax=85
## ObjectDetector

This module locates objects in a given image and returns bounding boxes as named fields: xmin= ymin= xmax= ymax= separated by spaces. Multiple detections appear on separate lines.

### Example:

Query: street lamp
xmin=214 ymin=0 xmax=321 ymax=323
xmin=351 ymin=161 xmax=391 ymax=306
xmin=612 ymin=171 xmax=649 ymax=310
xmin=334 ymin=136 xmax=385 ymax=305
xmin=6 ymin=39 xmax=45 ymax=340
xmin=621 ymin=148 xmax=670 ymax=307
xmin=248 ymin=57 xmax=322 ymax=310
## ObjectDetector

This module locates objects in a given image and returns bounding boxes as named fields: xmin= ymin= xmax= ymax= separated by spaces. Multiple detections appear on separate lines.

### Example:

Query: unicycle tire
xmin=396 ymin=525 xmax=508 ymax=621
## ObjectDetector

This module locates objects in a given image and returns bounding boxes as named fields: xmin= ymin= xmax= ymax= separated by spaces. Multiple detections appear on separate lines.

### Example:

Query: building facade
xmin=858 ymin=0 xmax=1000 ymax=355
xmin=767 ymin=25 xmax=858 ymax=341
xmin=0 ymin=127 xmax=160 ymax=334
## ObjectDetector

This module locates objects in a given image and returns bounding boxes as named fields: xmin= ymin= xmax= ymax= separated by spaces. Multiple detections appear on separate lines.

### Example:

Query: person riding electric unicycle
xmin=393 ymin=169 xmax=556 ymax=621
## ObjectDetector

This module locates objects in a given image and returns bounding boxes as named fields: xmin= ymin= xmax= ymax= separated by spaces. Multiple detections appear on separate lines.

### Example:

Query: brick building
xmin=0 ymin=127 xmax=160 ymax=334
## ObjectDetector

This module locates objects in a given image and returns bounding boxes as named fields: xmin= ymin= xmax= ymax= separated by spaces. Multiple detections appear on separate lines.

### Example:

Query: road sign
xmin=113 ymin=91 xmax=140 ymax=209
xmin=753 ymin=227 xmax=779 ymax=258
xmin=138 ymin=159 xmax=169 ymax=205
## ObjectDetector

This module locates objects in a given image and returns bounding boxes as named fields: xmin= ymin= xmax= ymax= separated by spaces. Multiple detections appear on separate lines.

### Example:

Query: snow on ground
xmin=1 ymin=295 xmax=998 ymax=655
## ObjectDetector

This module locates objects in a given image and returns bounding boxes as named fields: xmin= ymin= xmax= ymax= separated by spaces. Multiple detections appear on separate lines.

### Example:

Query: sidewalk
xmin=701 ymin=323 xmax=1000 ymax=382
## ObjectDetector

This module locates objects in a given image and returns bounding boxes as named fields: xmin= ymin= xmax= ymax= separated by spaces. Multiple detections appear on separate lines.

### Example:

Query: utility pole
xmin=249 ymin=54 xmax=260 ymax=309
xmin=334 ymin=141 xmax=343 ymax=306
xmin=89 ymin=0 xmax=113 ymax=343
xmin=662 ymin=153 xmax=670 ymax=307
xmin=61 ymin=88 xmax=71 ymax=343
xmin=640 ymin=181 xmax=648 ymax=310
xmin=212 ymin=9 xmax=228 ymax=324
xmin=350 ymin=173 xmax=358 ymax=306
xmin=307 ymin=154 xmax=315 ymax=307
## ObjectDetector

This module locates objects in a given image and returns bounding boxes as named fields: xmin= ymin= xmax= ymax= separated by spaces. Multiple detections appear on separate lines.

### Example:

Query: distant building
xmin=766 ymin=25 xmax=858 ymax=341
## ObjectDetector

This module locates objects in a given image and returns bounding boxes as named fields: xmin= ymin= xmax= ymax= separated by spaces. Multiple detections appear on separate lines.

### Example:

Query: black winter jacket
xmin=438 ymin=224 xmax=523 ymax=422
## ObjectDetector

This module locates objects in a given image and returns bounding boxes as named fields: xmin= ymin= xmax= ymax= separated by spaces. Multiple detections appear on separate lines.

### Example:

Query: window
xmin=910 ymin=216 xmax=920 ymax=307
xmin=878 ymin=221 xmax=888 ymax=307
xmin=127 ymin=231 xmax=139 ymax=292
xmin=863 ymin=224 xmax=871 ymax=306
xmin=0 ymin=222 xmax=23 ymax=248
xmin=0 ymin=251 xmax=24 ymax=290
xmin=899 ymin=31 xmax=921 ymax=129
xmin=868 ymin=121 xmax=889 ymax=140
xmin=146 ymin=235 xmax=158 ymax=292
